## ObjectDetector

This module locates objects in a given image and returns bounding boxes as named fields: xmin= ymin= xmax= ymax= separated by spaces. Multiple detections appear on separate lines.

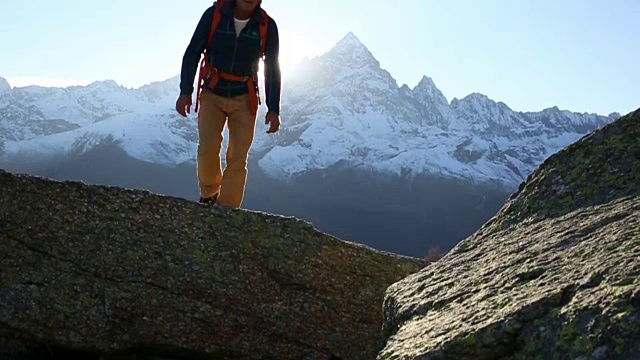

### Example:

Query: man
xmin=175 ymin=0 xmax=281 ymax=209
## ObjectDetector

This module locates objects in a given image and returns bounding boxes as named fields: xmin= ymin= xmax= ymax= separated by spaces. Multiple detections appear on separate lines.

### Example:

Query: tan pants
xmin=197 ymin=88 xmax=257 ymax=208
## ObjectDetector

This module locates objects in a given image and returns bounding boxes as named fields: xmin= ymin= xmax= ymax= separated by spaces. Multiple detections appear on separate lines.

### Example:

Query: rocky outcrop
xmin=0 ymin=170 xmax=424 ymax=360
xmin=378 ymin=107 xmax=640 ymax=359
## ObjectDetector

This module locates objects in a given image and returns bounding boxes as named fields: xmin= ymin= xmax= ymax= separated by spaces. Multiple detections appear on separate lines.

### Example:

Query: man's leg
xmin=216 ymin=94 xmax=257 ymax=208
xmin=197 ymin=89 xmax=227 ymax=200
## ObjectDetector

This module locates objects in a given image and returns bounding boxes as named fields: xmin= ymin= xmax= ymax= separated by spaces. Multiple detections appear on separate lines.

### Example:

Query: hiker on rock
xmin=175 ymin=0 xmax=281 ymax=208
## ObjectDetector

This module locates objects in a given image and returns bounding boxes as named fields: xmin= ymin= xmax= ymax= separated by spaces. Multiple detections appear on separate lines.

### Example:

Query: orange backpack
xmin=195 ymin=0 xmax=269 ymax=115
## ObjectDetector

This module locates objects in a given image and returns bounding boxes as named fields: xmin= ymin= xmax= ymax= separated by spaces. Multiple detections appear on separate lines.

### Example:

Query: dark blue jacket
xmin=180 ymin=1 xmax=281 ymax=114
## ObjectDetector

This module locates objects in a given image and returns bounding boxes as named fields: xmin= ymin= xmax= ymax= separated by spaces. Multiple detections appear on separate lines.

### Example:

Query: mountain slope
xmin=0 ymin=33 xmax=619 ymax=190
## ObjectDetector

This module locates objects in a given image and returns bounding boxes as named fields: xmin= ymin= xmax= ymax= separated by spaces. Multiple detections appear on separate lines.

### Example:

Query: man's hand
xmin=175 ymin=94 xmax=192 ymax=117
xmin=265 ymin=111 xmax=281 ymax=134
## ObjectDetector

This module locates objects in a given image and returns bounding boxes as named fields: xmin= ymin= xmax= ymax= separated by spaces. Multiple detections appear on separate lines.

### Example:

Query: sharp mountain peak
xmin=322 ymin=31 xmax=380 ymax=69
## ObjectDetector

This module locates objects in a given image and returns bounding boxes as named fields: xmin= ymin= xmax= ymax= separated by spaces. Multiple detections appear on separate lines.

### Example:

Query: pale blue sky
xmin=1 ymin=0 xmax=638 ymax=115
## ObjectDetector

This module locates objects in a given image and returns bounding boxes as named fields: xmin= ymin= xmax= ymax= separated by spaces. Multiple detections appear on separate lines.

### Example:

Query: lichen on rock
xmin=377 ymin=107 xmax=640 ymax=360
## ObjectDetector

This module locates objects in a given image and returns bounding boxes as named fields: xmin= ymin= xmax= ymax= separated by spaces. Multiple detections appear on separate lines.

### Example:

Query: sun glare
xmin=276 ymin=32 xmax=316 ymax=76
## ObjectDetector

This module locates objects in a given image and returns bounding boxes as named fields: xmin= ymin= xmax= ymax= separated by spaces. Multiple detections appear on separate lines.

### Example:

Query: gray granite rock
xmin=377 ymin=108 xmax=640 ymax=359
xmin=0 ymin=170 xmax=424 ymax=360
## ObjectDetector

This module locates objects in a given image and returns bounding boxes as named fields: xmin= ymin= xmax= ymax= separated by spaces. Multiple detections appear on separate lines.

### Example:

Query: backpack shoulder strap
xmin=207 ymin=0 xmax=226 ymax=50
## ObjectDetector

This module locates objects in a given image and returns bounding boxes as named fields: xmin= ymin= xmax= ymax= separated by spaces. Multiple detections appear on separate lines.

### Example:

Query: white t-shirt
xmin=234 ymin=17 xmax=250 ymax=37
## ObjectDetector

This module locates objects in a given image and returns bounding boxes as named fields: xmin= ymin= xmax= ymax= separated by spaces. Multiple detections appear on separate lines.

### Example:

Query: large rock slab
xmin=0 ymin=169 xmax=424 ymax=360
xmin=378 ymin=107 xmax=640 ymax=359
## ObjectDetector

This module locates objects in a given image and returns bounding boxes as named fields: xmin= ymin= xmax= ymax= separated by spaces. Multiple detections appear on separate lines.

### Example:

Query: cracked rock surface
xmin=377 ymin=108 xmax=640 ymax=359
xmin=0 ymin=169 xmax=424 ymax=360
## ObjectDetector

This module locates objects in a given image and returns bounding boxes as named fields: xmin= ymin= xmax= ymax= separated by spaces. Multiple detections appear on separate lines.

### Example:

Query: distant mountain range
xmin=0 ymin=32 xmax=621 ymax=258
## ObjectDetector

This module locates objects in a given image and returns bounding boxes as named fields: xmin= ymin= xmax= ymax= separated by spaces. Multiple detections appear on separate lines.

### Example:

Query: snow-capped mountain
xmin=256 ymin=32 xmax=617 ymax=187
xmin=0 ymin=32 xmax=620 ymax=190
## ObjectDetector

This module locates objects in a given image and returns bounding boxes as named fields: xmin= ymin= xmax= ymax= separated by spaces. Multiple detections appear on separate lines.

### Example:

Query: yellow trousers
xmin=197 ymin=88 xmax=257 ymax=208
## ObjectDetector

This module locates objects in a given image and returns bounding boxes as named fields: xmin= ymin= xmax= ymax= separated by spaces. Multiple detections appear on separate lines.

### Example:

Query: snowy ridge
xmin=0 ymin=33 xmax=618 ymax=190
xmin=0 ymin=77 xmax=10 ymax=93
xmin=3 ymin=111 xmax=195 ymax=166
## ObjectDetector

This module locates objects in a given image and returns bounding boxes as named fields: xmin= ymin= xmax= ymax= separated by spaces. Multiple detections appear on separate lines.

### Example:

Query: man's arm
xmin=263 ymin=17 xmax=281 ymax=115
xmin=179 ymin=6 xmax=215 ymax=96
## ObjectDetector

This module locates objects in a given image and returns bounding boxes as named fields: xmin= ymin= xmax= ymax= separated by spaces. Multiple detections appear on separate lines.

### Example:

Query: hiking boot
xmin=198 ymin=193 xmax=218 ymax=205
